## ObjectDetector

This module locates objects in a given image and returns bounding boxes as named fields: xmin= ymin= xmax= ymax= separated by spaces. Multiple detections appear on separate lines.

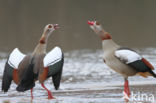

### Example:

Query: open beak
xmin=54 ymin=24 xmax=59 ymax=29
xmin=87 ymin=20 xmax=94 ymax=25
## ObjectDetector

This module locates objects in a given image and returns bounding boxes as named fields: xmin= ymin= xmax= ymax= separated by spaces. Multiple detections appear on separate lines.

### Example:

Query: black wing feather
xmin=2 ymin=60 xmax=14 ymax=92
xmin=47 ymin=54 xmax=64 ymax=90
xmin=52 ymin=68 xmax=63 ymax=90
xmin=128 ymin=60 xmax=156 ymax=77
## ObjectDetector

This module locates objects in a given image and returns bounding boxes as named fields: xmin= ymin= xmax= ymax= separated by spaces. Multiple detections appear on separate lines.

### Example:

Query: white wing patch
xmin=43 ymin=47 xmax=62 ymax=67
xmin=8 ymin=48 xmax=26 ymax=69
xmin=115 ymin=49 xmax=142 ymax=64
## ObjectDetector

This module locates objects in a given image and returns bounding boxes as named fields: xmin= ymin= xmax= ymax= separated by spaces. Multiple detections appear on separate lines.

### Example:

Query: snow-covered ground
xmin=0 ymin=48 xmax=156 ymax=103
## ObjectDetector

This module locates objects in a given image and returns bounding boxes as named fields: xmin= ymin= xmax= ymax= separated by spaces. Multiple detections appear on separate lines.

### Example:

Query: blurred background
xmin=0 ymin=0 xmax=156 ymax=52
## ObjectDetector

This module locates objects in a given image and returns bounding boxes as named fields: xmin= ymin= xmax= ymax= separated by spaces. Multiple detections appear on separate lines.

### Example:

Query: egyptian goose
xmin=2 ymin=24 xmax=64 ymax=99
xmin=87 ymin=20 xmax=156 ymax=98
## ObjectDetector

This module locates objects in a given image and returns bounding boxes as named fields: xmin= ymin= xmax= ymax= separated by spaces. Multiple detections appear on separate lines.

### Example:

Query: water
xmin=0 ymin=48 xmax=156 ymax=103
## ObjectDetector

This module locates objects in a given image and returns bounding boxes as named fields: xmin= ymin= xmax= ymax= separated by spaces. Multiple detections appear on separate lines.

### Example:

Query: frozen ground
xmin=0 ymin=48 xmax=156 ymax=103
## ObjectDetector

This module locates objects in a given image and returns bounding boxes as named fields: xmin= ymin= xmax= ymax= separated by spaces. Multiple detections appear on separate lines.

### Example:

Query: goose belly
xmin=104 ymin=55 xmax=137 ymax=77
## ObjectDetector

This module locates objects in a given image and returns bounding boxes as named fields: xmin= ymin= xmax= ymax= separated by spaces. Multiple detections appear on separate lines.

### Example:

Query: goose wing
xmin=43 ymin=47 xmax=64 ymax=90
xmin=114 ymin=47 xmax=156 ymax=77
xmin=2 ymin=48 xmax=26 ymax=92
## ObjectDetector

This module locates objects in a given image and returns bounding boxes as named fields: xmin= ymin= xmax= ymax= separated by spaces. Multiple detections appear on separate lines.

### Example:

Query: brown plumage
xmin=13 ymin=69 xmax=19 ymax=84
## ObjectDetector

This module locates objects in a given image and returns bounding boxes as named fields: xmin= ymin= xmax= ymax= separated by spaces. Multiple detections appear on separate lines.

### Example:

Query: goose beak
xmin=54 ymin=24 xmax=59 ymax=29
xmin=87 ymin=20 xmax=94 ymax=25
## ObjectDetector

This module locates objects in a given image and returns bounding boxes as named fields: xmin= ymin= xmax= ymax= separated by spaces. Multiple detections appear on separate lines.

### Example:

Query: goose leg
xmin=41 ymin=83 xmax=54 ymax=99
xmin=31 ymin=88 xmax=33 ymax=99
xmin=124 ymin=78 xmax=130 ymax=97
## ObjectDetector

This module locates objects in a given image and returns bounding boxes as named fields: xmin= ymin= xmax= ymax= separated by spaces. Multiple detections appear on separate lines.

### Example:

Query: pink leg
xmin=124 ymin=79 xmax=130 ymax=97
xmin=41 ymin=83 xmax=54 ymax=99
xmin=31 ymin=88 xmax=33 ymax=99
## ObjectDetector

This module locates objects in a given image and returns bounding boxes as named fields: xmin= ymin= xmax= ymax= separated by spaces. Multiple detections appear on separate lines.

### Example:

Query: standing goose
xmin=87 ymin=20 xmax=156 ymax=98
xmin=2 ymin=24 xmax=64 ymax=99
